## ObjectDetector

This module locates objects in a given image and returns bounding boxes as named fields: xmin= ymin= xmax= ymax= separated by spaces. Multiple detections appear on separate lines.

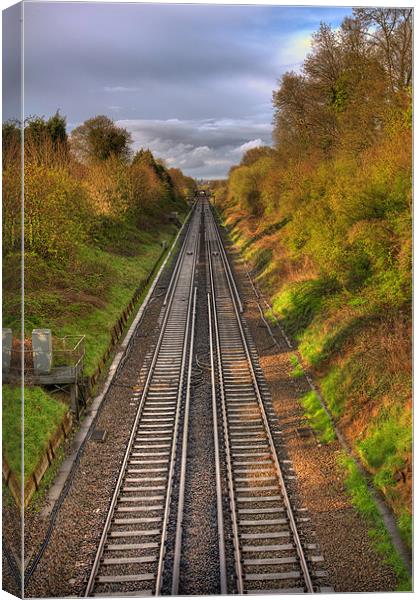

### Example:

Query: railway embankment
xmin=2 ymin=220 xmax=182 ymax=500
xmin=217 ymin=211 xmax=411 ymax=590
xmin=3 ymin=116 xmax=195 ymax=508
xmin=210 ymin=13 xmax=412 ymax=575
xmin=10 ymin=198 xmax=410 ymax=596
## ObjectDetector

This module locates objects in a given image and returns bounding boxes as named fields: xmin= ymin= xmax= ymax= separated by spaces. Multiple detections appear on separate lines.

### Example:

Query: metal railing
xmin=5 ymin=335 xmax=85 ymax=378
xmin=51 ymin=335 xmax=85 ymax=371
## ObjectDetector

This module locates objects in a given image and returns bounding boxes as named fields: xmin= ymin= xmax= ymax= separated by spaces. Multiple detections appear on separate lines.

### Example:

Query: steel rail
xmin=171 ymin=285 xmax=197 ymax=595
xmin=155 ymin=231 xmax=199 ymax=594
xmin=208 ymin=204 xmax=243 ymax=313
xmin=222 ymin=262 xmax=315 ymax=594
xmin=84 ymin=206 xmax=200 ymax=597
xmin=205 ymin=203 xmax=315 ymax=594
xmin=207 ymin=292 xmax=228 ymax=595
xmin=206 ymin=227 xmax=244 ymax=594
xmin=163 ymin=210 xmax=193 ymax=307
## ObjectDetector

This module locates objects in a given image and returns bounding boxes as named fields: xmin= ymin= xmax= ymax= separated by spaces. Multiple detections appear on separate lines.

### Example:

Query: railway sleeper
xmin=105 ymin=542 xmax=159 ymax=551
xmin=93 ymin=593 xmax=153 ymax=597
xmin=244 ymin=557 xmax=298 ymax=568
xmin=113 ymin=517 xmax=162 ymax=525
xmin=116 ymin=505 xmax=163 ymax=513
xmin=119 ymin=496 xmax=165 ymax=502
xmin=242 ymin=543 xmax=294 ymax=552
xmin=108 ymin=529 xmax=160 ymax=538
xmin=240 ymin=518 xmax=287 ymax=527
xmin=102 ymin=556 xmax=157 ymax=566
xmin=244 ymin=572 xmax=301 ymax=582
xmin=245 ymin=588 xmax=305 ymax=595
xmin=97 ymin=574 xmax=155 ymax=583
xmin=241 ymin=532 xmax=290 ymax=540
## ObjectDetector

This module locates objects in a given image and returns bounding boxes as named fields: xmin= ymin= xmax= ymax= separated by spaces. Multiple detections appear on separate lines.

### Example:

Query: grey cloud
xmin=3 ymin=3 xmax=22 ymax=121
xmin=104 ymin=87 xmax=142 ymax=93
xmin=117 ymin=117 xmax=272 ymax=179
xmin=23 ymin=2 xmax=319 ymax=123
xmin=21 ymin=3 xmax=350 ymax=177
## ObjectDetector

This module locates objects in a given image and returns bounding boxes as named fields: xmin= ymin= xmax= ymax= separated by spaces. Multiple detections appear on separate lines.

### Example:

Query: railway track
xmin=84 ymin=204 xmax=201 ymax=597
xmin=84 ymin=197 xmax=327 ymax=596
xmin=205 ymin=202 xmax=325 ymax=594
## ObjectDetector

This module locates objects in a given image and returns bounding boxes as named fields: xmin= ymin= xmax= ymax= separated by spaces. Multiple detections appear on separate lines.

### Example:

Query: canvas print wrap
xmin=2 ymin=2 xmax=412 ymax=597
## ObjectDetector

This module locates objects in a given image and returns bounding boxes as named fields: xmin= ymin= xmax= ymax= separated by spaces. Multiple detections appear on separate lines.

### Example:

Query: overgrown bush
xmin=2 ymin=113 xmax=195 ymax=336
xmin=218 ymin=8 xmax=412 ymax=554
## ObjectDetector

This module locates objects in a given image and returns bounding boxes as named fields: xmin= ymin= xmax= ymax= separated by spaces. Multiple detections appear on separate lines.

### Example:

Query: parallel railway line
xmin=84 ymin=205 xmax=201 ymax=597
xmin=83 ymin=197 xmax=327 ymax=596
xmin=205 ymin=203 xmax=321 ymax=594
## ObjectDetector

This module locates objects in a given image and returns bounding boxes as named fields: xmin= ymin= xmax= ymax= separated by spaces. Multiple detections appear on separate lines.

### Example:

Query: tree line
xmin=217 ymin=8 xmax=411 ymax=311
xmin=3 ymin=113 xmax=196 ymax=261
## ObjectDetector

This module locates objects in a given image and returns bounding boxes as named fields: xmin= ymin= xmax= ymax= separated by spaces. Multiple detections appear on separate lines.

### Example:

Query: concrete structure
xmin=32 ymin=329 xmax=53 ymax=375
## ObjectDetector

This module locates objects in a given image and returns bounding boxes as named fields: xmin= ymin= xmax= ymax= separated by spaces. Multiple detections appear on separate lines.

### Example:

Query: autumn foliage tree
xmin=3 ymin=112 xmax=192 ymax=260
xmin=71 ymin=115 xmax=132 ymax=162
xmin=222 ymin=10 xmax=412 ymax=537
xmin=226 ymin=7 xmax=411 ymax=304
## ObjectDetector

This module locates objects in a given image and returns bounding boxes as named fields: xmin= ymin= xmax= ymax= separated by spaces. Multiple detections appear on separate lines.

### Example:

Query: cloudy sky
xmin=5 ymin=2 xmax=351 ymax=178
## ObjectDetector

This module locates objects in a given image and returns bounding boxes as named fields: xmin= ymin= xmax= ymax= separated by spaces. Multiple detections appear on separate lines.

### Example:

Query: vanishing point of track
xmin=84 ymin=198 xmax=326 ymax=596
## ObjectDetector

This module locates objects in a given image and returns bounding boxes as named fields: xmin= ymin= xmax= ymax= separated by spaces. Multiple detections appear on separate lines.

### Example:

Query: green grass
xmin=55 ymin=234 xmax=171 ymax=376
xmin=2 ymin=483 xmax=16 ymax=508
xmin=397 ymin=512 xmax=412 ymax=552
xmin=338 ymin=452 xmax=411 ymax=591
xmin=252 ymin=247 xmax=273 ymax=276
xmin=269 ymin=278 xmax=380 ymax=371
xmin=299 ymin=311 xmax=378 ymax=369
xmin=271 ymin=278 xmax=338 ymax=340
xmin=2 ymin=385 xmax=67 ymax=479
xmin=28 ymin=445 xmax=66 ymax=512
xmin=356 ymin=405 xmax=411 ymax=521
xmin=2 ymin=385 xmax=22 ymax=477
xmin=320 ymin=366 xmax=348 ymax=419
xmin=289 ymin=354 xmax=304 ymax=378
xmin=300 ymin=390 xmax=336 ymax=443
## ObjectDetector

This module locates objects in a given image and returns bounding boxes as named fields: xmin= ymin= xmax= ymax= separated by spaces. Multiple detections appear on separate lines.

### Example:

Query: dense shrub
xmin=2 ymin=113 xmax=195 ymax=336
xmin=2 ymin=114 xmax=194 ymax=262
xmin=217 ymin=9 xmax=412 ymax=543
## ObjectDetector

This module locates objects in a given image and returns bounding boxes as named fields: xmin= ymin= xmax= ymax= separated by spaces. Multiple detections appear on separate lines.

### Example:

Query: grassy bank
xmin=2 ymin=385 xmax=67 ymax=480
xmin=3 ymin=221 xmax=180 ymax=376
xmin=224 ymin=216 xmax=411 ymax=556
xmin=2 ymin=215 xmax=184 ymax=501
xmin=2 ymin=114 xmax=194 ymax=496
xmin=338 ymin=453 xmax=411 ymax=591
xmin=217 ymin=18 xmax=412 ymax=547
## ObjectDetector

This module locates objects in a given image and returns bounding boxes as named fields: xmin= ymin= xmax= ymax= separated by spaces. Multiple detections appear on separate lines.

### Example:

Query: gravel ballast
xmin=162 ymin=228 xmax=223 ymax=595
xmin=10 ymin=209 xmax=400 ymax=597
xmin=23 ymin=230 xmax=187 ymax=598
